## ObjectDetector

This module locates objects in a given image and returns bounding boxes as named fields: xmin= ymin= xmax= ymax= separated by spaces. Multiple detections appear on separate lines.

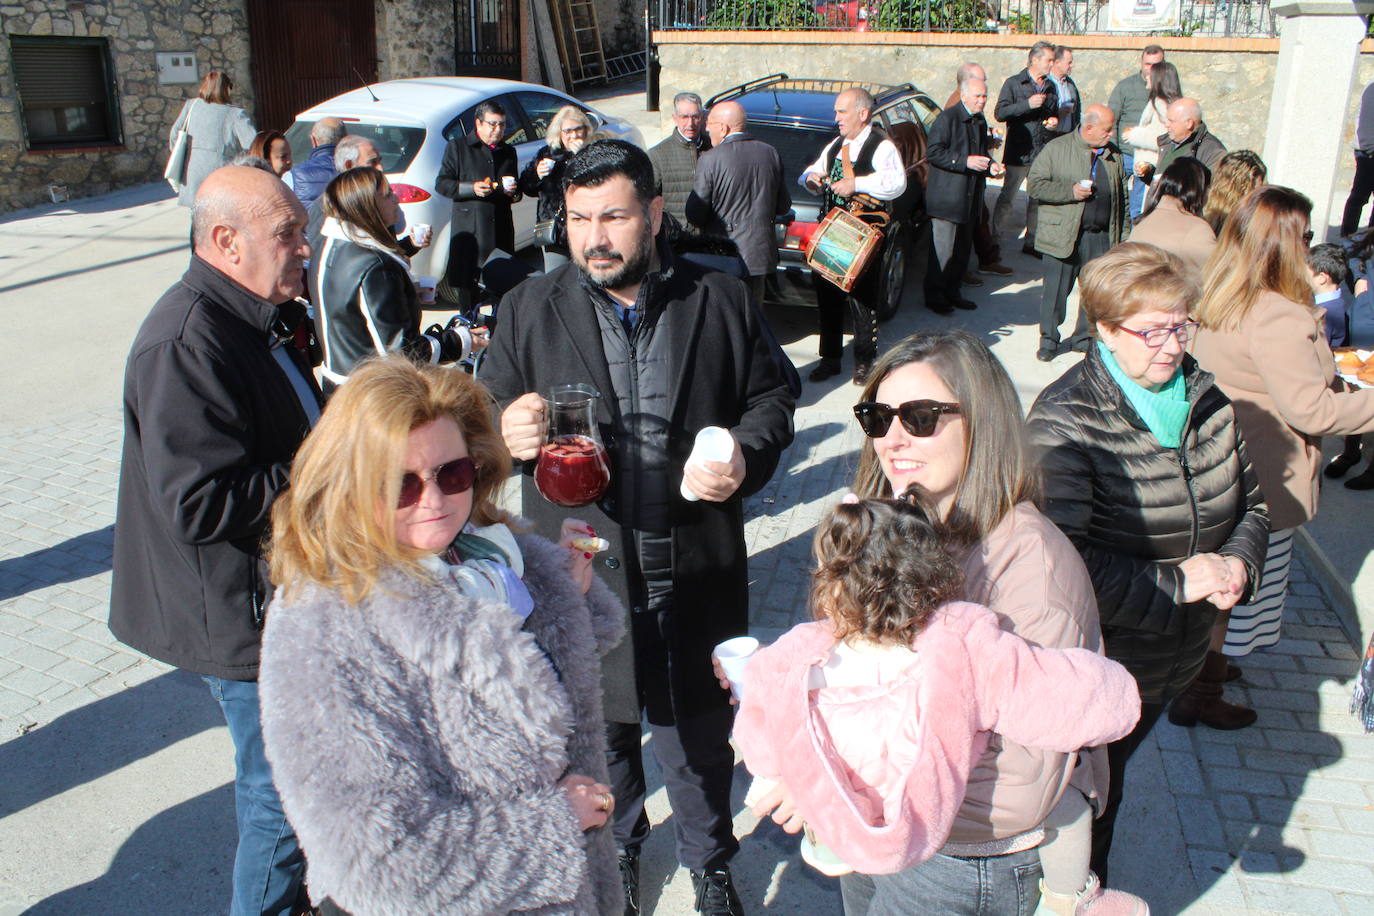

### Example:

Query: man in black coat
xmin=435 ymin=99 xmax=521 ymax=308
xmin=685 ymin=100 xmax=792 ymax=303
xmin=925 ymin=77 xmax=1004 ymax=313
xmin=993 ymin=40 xmax=1059 ymax=253
xmin=109 ymin=166 xmax=321 ymax=916
xmin=482 ymin=140 xmax=795 ymax=916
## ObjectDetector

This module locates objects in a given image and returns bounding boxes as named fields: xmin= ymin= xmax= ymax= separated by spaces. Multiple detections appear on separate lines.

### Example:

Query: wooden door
xmin=246 ymin=0 xmax=378 ymax=132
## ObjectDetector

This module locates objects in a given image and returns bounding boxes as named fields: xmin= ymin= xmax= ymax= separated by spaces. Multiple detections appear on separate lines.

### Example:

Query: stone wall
xmin=0 ymin=0 xmax=252 ymax=212
xmin=374 ymin=0 xmax=457 ymax=82
xmin=656 ymin=31 xmax=1374 ymax=231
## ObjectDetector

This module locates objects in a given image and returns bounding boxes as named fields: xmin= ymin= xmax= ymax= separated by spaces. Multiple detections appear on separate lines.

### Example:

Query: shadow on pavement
xmin=0 ymin=669 xmax=222 ymax=819
xmin=21 ymin=783 xmax=234 ymax=916
xmin=0 ymin=244 xmax=187 ymax=296
xmin=0 ymin=526 xmax=114 ymax=602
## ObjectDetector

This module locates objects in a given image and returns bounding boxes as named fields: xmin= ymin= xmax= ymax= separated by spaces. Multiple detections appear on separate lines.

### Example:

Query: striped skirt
xmin=1223 ymin=528 xmax=1293 ymax=657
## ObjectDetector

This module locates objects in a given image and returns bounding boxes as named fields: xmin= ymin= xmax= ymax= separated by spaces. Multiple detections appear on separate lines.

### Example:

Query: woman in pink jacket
xmin=734 ymin=493 xmax=1141 ymax=914
xmin=742 ymin=330 xmax=1132 ymax=915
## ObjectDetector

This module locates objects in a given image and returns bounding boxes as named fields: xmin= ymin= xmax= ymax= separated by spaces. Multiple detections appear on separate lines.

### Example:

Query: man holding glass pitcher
xmin=482 ymin=139 xmax=795 ymax=916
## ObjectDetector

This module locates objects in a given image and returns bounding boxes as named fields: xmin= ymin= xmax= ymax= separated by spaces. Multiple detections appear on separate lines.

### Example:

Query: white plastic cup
xmin=502 ymin=175 xmax=518 ymax=194
xmin=681 ymin=426 xmax=735 ymax=502
xmin=715 ymin=636 xmax=760 ymax=700
xmin=1078 ymin=179 xmax=1093 ymax=190
xmin=416 ymin=275 xmax=438 ymax=306
xmin=410 ymin=222 xmax=432 ymax=247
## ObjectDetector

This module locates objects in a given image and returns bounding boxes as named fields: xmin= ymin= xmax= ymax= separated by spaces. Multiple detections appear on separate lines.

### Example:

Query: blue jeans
xmin=1123 ymin=153 xmax=1147 ymax=222
xmin=203 ymin=676 xmax=307 ymax=916
xmin=839 ymin=847 xmax=1043 ymax=916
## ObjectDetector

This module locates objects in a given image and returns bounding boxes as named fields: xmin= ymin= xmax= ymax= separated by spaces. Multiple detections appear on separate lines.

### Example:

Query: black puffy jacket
xmin=1027 ymin=349 xmax=1269 ymax=703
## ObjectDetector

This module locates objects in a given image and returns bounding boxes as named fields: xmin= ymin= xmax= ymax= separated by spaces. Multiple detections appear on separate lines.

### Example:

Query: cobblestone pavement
xmin=3 ymin=184 xmax=1374 ymax=914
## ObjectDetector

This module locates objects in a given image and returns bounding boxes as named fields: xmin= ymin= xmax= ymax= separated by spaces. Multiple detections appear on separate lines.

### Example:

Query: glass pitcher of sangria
xmin=535 ymin=383 xmax=611 ymax=507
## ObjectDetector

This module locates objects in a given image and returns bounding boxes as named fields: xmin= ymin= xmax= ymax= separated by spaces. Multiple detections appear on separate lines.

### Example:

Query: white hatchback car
xmin=285 ymin=77 xmax=645 ymax=281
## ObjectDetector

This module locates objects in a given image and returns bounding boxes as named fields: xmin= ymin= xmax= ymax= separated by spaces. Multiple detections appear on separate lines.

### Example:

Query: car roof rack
xmin=706 ymin=73 xmax=789 ymax=108
xmin=707 ymin=76 xmax=916 ymax=109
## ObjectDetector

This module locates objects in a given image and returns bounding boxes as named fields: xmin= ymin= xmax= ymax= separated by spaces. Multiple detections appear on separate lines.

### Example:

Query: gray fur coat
xmin=259 ymin=531 xmax=626 ymax=915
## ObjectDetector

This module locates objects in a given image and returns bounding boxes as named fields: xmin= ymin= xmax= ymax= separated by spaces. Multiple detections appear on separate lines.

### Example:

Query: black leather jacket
xmin=310 ymin=224 xmax=429 ymax=387
xmin=1027 ymin=348 xmax=1269 ymax=703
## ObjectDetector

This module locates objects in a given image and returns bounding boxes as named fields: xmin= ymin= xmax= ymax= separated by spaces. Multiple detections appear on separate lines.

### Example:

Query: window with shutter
xmin=10 ymin=35 xmax=123 ymax=149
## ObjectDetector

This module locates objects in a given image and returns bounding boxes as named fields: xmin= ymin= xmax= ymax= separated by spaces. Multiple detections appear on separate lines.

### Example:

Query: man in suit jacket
xmin=925 ymin=77 xmax=1004 ymax=313
xmin=482 ymin=139 xmax=795 ymax=916
xmin=435 ymin=99 xmax=521 ymax=308
xmin=993 ymin=41 xmax=1059 ymax=251
xmin=685 ymin=100 xmax=792 ymax=303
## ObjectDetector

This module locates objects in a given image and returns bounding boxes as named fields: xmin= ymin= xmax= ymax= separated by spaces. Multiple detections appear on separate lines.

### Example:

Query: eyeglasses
xmin=397 ymin=457 xmax=478 ymax=509
xmin=1115 ymin=319 xmax=1199 ymax=349
xmin=561 ymin=125 xmax=587 ymax=134
xmin=478 ymin=119 xmax=506 ymax=129
xmin=1302 ymin=229 xmax=1315 ymax=245
xmin=853 ymin=400 xmax=961 ymax=438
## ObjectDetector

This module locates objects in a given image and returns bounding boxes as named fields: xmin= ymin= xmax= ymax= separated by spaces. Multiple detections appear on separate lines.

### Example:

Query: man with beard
xmin=482 ymin=139 xmax=795 ymax=916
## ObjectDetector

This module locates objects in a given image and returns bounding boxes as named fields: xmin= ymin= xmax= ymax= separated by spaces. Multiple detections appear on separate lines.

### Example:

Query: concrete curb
xmin=1294 ymin=525 xmax=1364 ymax=649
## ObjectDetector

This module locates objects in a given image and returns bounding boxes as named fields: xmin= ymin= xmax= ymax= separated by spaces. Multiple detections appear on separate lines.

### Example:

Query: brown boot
xmin=1168 ymin=650 xmax=1258 ymax=730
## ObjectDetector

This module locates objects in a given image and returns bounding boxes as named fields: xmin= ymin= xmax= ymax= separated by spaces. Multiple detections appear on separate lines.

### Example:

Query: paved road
xmin=3 ymin=97 xmax=1373 ymax=915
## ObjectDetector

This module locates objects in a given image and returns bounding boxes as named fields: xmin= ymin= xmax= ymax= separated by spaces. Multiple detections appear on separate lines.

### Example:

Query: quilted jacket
xmin=1027 ymin=348 xmax=1269 ymax=703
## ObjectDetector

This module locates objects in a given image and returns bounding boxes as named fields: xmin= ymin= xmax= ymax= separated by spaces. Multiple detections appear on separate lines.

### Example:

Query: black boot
xmin=1168 ymin=650 xmax=1257 ymax=729
xmin=691 ymin=866 xmax=745 ymax=916
xmin=619 ymin=849 xmax=640 ymax=916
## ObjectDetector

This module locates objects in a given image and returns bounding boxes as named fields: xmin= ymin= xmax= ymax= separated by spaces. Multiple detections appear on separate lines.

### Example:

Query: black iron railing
xmin=654 ymin=0 xmax=1278 ymax=37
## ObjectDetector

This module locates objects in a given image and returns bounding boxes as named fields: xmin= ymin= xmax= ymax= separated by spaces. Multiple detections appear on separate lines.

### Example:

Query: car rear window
xmin=284 ymin=121 xmax=428 ymax=175
xmin=747 ymin=123 xmax=836 ymax=209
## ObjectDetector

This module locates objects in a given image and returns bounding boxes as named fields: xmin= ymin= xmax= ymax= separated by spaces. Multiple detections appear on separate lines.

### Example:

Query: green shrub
xmin=704 ymin=0 xmax=823 ymax=28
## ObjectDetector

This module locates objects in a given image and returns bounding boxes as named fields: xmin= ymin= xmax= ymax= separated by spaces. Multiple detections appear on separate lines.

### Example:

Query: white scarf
xmin=320 ymin=216 xmax=414 ymax=280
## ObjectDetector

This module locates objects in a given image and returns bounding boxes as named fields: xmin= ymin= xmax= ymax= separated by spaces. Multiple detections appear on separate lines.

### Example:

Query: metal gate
xmin=453 ymin=0 xmax=521 ymax=79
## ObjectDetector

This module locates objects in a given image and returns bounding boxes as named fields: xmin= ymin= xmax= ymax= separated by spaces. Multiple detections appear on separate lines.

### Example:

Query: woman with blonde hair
xmin=1201 ymin=150 xmax=1266 ymax=235
xmin=168 ymin=70 xmax=257 ymax=206
xmin=519 ymin=105 xmax=597 ymax=270
xmin=259 ymin=356 xmax=625 ymax=915
xmin=311 ymin=167 xmax=479 ymax=390
xmin=1194 ymin=186 xmax=1374 ymax=677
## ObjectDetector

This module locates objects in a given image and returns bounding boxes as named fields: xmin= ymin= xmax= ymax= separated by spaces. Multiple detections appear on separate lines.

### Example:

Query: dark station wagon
xmin=706 ymin=74 xmax=942 ymax=316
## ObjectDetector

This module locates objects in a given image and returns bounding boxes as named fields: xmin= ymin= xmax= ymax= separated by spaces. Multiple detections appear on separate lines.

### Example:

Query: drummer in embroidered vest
xmin=799 ymin=88 xmax=907 ymax=386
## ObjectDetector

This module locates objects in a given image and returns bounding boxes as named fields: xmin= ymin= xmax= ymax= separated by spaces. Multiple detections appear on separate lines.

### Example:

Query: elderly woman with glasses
xmin=258 ymin=357 xmax=626 ymax=915
xmin=1027 ymin=241 xmax=1269 ymax=881
xmin=519 ymin=105 xmax=597 ymax=272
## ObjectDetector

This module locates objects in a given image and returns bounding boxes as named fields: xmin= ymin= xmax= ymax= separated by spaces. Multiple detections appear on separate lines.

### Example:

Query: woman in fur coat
xmin=259 ymin=357 xmax=626 ymax=915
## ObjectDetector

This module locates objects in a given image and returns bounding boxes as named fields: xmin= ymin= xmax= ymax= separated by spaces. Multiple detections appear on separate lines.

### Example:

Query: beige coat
xmin=947 ymin=502 xmax=1108 ymax=847
xmin=1193 ymin=290 xmax=1374 ymax=529
xmin=1129 ymin=196 xmax=1216 ymax=282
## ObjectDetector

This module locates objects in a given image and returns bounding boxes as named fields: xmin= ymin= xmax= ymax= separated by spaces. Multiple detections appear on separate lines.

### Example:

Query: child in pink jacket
xmin=733 ymin=494 xmax=1146 ymax=915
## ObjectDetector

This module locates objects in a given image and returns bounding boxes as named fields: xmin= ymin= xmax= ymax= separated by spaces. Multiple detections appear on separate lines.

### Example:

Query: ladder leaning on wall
xmin=547 ymin=0 xmax=608 ymax=86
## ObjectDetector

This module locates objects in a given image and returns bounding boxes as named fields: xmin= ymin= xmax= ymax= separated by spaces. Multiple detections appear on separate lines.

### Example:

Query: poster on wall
xmin=1107 ymin=0 xmax=1181 ymax=31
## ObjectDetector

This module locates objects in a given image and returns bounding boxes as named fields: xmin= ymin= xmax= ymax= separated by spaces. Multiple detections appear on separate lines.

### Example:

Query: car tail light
xmin=783 ymin=221 xmax=819 ymax=252
xmin=392 ymin=183 xmax=431 ymax=204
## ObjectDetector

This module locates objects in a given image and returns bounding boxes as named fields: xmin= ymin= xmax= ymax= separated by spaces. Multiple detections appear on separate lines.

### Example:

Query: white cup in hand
xmin=502 ymin=175 xmax=518 ymax=194
xmin=409 ymin=223 xmax=432 ymax=247
xmin=681 ymin=427 xmax=735 ymax=501
xmin=416 ymin=275 xmax=438 ymax=306
xmin=714 ymin=636 xmax=760 ymax=700
xmin=537 ymin=158 xmax=554 ymax=179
